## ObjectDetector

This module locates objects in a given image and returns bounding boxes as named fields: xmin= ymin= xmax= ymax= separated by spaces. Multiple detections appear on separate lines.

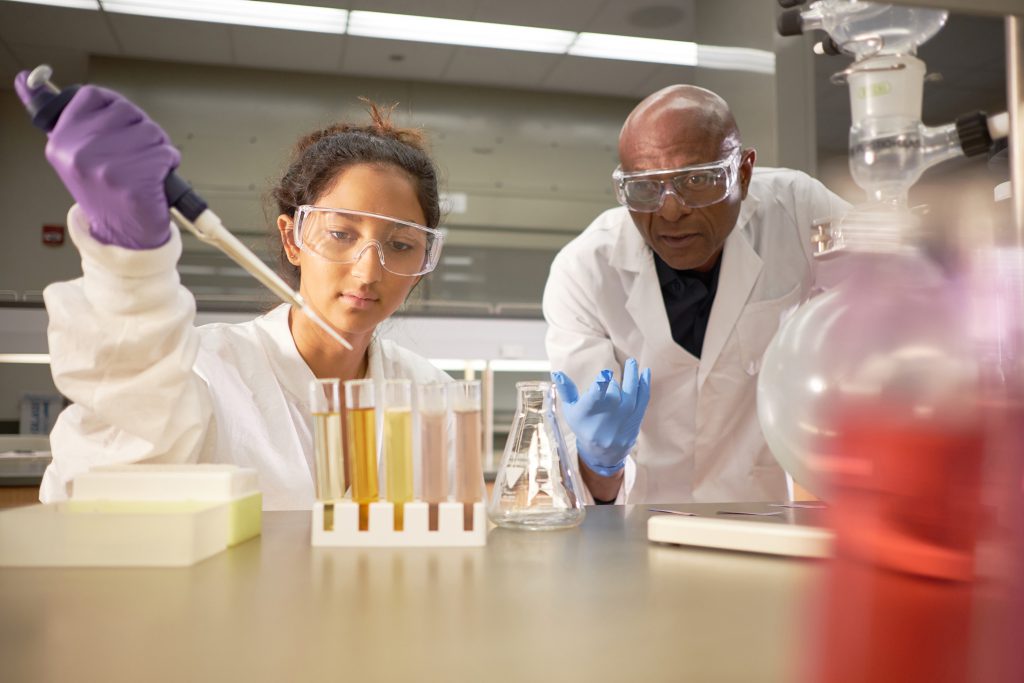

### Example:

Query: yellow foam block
xmin=0 ymin=492 xmax=261 ymax=567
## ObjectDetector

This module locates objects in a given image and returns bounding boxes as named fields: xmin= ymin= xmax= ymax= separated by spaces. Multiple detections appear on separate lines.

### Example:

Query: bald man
xmin=544 ymin=85 xmax=849 ymax=504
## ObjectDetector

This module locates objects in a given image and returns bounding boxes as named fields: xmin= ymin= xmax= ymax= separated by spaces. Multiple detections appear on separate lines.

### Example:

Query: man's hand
xmin=552 ymin=357 xmax=651 ymax=478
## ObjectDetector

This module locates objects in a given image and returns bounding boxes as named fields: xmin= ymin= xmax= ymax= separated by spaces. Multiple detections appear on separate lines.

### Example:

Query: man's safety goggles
xmin=294 ymin=205 xmax=444 ymax=277
xmin=612 ymin=149 xmax=742 ymax=213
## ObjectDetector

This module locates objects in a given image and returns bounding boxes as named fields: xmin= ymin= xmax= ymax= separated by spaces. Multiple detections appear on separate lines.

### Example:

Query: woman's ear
xmin=277 ymin=214 xmax=301 ymax=266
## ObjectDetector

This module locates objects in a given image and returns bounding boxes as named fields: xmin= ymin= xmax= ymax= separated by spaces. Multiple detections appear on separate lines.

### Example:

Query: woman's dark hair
xmin=271 ymin=99 xmax=441 ymax=288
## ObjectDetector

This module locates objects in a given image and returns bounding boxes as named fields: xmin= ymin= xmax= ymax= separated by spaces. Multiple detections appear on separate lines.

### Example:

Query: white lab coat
xmin=543 ymin=167 xmax=850 ymax=504
xmin=40 ymin=205 xmax=450 ymax=510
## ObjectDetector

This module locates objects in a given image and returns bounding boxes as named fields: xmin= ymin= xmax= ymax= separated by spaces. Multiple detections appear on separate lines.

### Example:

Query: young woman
xmin=15 ymin=73 xmax=450 ymax=510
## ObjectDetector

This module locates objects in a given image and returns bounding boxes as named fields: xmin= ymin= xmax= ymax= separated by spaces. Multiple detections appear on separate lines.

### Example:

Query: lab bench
xmin=0 ymin=503 xmax=819 ymax=682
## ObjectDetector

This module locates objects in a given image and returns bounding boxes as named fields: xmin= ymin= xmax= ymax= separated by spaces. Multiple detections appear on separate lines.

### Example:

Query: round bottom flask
xmin=487 ymin=381 xmax=586 ymax=530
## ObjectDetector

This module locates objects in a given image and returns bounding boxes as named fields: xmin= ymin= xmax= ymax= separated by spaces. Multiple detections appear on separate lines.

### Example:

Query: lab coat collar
xmin=255 ymin=305 xmax=317 ymax=409
xmin=256 ymin=304 xmax=382 ymax=409
xmin=697 ymin=194 xmax=763 ymax=388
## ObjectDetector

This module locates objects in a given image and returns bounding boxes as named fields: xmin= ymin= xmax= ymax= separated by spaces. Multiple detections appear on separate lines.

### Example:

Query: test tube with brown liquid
xmin=417 ymin=382 xmax=449 ymax=531
xmin=452 ymin=380 xmax=484 ymax=531
xmin=344 ymin=379 xmax=378 ymax=531
xmin=383 ymin=379 xmax=413 ymax=531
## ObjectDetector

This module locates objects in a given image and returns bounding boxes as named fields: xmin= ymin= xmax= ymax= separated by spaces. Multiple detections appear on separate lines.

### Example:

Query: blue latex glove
xmin=14 ymin=72 xmax=179 ymax=249
xmin=551 ymin=358 xmax=651 ymax=478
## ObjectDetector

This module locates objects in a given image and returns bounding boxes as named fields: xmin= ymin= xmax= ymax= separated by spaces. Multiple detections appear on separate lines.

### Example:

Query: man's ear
xmin=739 ymin=148 xmax=756 ymax=200
xmin=277 ymin=214 xmax=301 ymax=266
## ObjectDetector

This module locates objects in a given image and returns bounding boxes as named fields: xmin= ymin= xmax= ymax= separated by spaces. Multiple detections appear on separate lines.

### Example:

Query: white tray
xmin=648 ymin=513 xmax=833 ymax=558
xmin=311 ymin=501 xmax=487 ymax=547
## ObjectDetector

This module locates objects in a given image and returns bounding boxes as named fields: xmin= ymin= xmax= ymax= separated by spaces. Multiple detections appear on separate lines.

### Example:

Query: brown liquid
xmin=455 ymin=409 xmax=483 ymax=531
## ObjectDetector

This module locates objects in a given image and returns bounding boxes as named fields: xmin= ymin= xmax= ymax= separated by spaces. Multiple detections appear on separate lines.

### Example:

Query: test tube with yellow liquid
xmin=453 ymin=380 xmax=484 ymax=531
xmin=417 ymin=382 xmax=449 ymax=531
xmin=383 ymin=379 xmax=413 ymax=531
xmin=344 ymin=379 xmax=378 ymax=531
xmin=309 ymin=379 xmax=345 ymax=514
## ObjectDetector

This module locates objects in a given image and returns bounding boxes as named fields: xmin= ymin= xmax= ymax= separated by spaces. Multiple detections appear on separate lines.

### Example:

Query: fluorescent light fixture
xmin=0 ymin=354 xmax=51 ymax=364
xmin=11 ymin=1 xmax=774 ymax=74
xmin=569 ymin=32 xmax=698 ymax=67
xmin=348 ymin=11 xmax=574 ymax=54
xmin=698 ymin=45 xmax=775 ymax=74
xmin=98 ymin=0 xmax=348 ymax=34
xmin=430 ymin=359 xmax=488 ymax=372
xmin=488 ymin=360 xmax=550 ymax=373
xmin=5 ymin=0 xmax=98 ymax=8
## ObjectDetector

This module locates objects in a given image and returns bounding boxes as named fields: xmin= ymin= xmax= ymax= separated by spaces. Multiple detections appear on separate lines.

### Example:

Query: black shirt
xmin=653 ymin=252 xmax=722 ymax=358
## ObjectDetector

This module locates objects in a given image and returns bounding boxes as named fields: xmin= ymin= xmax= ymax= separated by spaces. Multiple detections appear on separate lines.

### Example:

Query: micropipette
xmin=22 ymin=64 xmax=353 ymax=352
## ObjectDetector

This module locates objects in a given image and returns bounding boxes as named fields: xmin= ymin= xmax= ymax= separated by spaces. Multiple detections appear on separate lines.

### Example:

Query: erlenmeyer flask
xmin=487 ymin=381 xmax=585 ymax=530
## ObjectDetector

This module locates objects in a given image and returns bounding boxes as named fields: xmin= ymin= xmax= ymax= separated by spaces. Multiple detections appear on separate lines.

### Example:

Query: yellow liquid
xmin=384 ymin=408 xmax=413 ymax=530
xmin=346 ymin=407 xmax=378 ymax=505
xmin=312 ymin=412 xmax=344 ymax=502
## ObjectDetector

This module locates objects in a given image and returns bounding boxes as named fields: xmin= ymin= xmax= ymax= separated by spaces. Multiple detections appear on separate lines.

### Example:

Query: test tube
xmin=417 ymin=382 xmax=449 ymax=531
xmin=383 ymin=379 xmax=413 ymax=531
xmin=345 ymin=379 xmax=378 ymax=531
xmin=453 ymin=380 xmax=484 ymax=531
xmin=309 ymin=379 xmax=345 ymax=505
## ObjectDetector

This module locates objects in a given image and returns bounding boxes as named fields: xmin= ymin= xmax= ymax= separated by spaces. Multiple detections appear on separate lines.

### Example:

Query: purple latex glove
xmin=14 ymin=71 xmax=179 ymax=249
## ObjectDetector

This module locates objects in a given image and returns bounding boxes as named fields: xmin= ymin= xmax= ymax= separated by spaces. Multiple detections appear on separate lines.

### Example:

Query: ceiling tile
xmin=229 ymin=26 xmax=345 ymax=75
xmin=469 ymin=0 xmax=599 ymax=30
xmin=341 ymin=35 xmax=455 ymax=81
xmin=584 ymin=0 xmax=696 ymax=41
xmin=444 ymin=46 xmax=559 ymax=90
xmin=106 ymin=14 xmax=232 ymax=65
xmin=0 ymin=3 xmax=118 ymax=52
xmin=543 ymin=55 xmax=659 ymax=98
xmin=345 ymin=0 xmax=479 ymax=20
xmin=4 ymin=42 xmax=90 ymax=86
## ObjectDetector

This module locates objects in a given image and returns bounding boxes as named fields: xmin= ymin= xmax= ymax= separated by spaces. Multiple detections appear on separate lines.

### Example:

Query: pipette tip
xmin=301 ymin=306 xmax=354 ymax=351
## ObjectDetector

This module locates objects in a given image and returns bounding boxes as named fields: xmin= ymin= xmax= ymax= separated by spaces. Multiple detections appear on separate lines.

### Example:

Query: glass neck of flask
xmin=515 ymin=382 xmax=551 ymax=416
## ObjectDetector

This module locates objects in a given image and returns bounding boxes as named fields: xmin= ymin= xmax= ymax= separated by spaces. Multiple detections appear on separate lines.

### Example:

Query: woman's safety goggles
xmin=293 ymin=205 xmax=444 ymax=277
xmin=612 ymin=149 xmax=742 ymax=213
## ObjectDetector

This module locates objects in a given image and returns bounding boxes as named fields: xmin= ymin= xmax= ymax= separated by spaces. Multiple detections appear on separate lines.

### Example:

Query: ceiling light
xmin=697 ymin=45 xmax=776 ymax=74
xmin=348 ymin=11 xmax=574 ymax=54
xmin=98 ymin=0 xmax=348 ymax=34
xmin=569 ymin=32 xmax=698 ymax=66
xmin=5 ymin=0 xmax=99 ymax=8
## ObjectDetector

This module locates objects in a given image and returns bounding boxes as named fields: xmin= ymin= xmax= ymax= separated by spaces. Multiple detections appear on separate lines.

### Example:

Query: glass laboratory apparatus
xmin=383 ymin=379 xmax=413 ymax=532
xmin=309 ymin=379 xmax=346 ymax=503
xmin=417 ymin=382 xmax=449 ymax=531
xmin=345 ymin=379 xmax=378 ymax=531
xmin=488 ymin=381 xmax=585 ymax=530
xmin=452 ymin=380 xmax=485 ymax=530
xmin=757 ymin=213 xmax=1024 ymax=680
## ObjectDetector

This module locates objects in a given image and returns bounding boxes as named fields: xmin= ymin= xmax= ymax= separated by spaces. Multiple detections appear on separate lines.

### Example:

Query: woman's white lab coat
xmin=40 ymin=206 xmax=449 ymax=510
xmin=543 ymin=167 xmax=849 ymax=504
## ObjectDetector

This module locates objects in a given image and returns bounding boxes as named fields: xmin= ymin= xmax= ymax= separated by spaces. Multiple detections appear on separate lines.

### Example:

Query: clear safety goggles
xmin=293 ymin=205 xmax=444 ymax=277
xmin=612 ymin=149 xmax=742 ymax=213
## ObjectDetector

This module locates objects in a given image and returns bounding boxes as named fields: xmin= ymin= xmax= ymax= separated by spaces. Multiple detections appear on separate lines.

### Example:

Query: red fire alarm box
xmin=42 ymin=224 xmax=64 ymax=246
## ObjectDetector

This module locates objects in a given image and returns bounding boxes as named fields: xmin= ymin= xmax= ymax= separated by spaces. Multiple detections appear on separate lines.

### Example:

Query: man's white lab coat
xmin=543 ymin=167 xmax=849 ymax=504
xmin=40 ymin=206 xmax=449 ymax=510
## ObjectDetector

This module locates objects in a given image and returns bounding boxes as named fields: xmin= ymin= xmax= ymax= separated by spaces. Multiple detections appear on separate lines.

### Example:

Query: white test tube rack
xmin=311 ymin=500 xmax=487 ymax=547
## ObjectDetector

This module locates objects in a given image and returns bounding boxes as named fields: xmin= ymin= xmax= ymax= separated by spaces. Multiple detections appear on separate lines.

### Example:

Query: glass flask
xmin=755 ymin=209 xmax=1024 ymax=680
xmin=488 ymin=381 xmax=585 ymax=530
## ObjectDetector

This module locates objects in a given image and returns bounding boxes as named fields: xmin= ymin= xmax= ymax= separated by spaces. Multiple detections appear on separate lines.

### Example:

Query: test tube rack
xmin=311 ymin=501 xmax=487 ymax=547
